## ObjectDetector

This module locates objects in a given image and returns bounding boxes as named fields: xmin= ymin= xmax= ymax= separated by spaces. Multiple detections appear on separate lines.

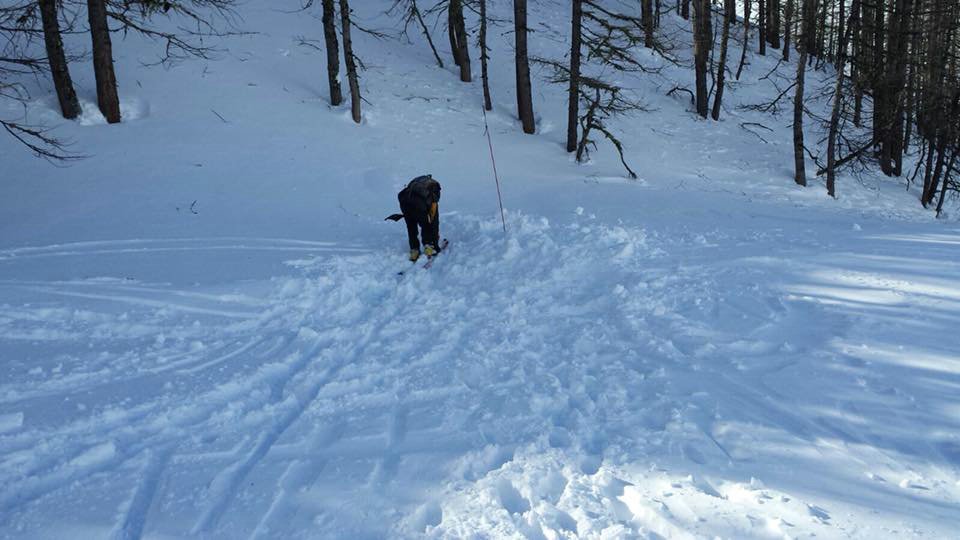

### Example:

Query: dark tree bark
xmin=826 ymin=0 xmax=859 ymax=198
xmin=783 ymin=0 xmax=794 ymax=61
xmin=878 ymin=0 xmax=912 ymax=176
xmin=759 ymin=0 xmax=767 ymax=55
xmin=682 ymin=0 xmax=690 ymax=19
xmin=852 ymin=0 xmax=865 ymax=125
xmin=514 ymin=0 xmax=535 ymax=134
xmin=712 ymin=0 xmax=734 ymax=120
xmin=321 ymin=0 xmax=343 ymax=106
xmin=479 ymin=0 xmax=492 ymax=110
xmin=567 ymin=0 xmax=582 ymax=151
xmin=87 ymin=0 xmax=121 ymax=123
xmin=692 ymin=0 xmax=712 ymax=118
xmin=923 ymin=91 xmax=959 ymax=205
xmin=408 ymin=0 xmax=444 ymax=68
xmin=794 ymin=0 xmax=816 ymax=186
xmin=925 ymin=133 xmax=950 ymax=206
xmin=448 ymin=2 xmax=459 ymax=66
xmin=922 ymin=138 xmax=936 ymax=198
xmin=338 ymin=0 xmax=361 ymax=123
xmin=40 ymin=0 xmax=81 ymax=119
xmin=768 ymin=0 xmax=782 ymax=49
xmin=816 ymin=0 xmax=828 ymax=60
xmin=449 ymin=0 xmax=471 ymax=82
xmin=934 ymin=149 xmax=957 ymax=216
xmin=736 ymin=0 xmax=752 ymax=79
xmin=642 ymin=0 xmax=655 ymax=48
xmin=870 ymin=0 xmax=884 ymax=142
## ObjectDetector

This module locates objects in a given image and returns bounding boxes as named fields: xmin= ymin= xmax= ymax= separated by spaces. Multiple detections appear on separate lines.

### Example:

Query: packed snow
xmin=2 ymin=1 xmax=959 ymax=538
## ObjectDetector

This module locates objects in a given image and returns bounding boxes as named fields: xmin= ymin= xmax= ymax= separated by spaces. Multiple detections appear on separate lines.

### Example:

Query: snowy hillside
xmin=2 ymin=1 xmax=960 ymax=538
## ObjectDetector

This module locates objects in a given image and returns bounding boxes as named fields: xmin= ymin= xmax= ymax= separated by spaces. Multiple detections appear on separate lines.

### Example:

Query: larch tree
xmin=759 ymin=0 xmax=767 ymax=55
xmin=389 ymin=0 xmax=444 ymax=68
xmin=691 ymin=0 xmax=712 ymax=118
xmin=539 ymin=0 xmax=651 ymax=178
xmin=566 ymin=0 xmax=583 ymax=152
xmin=322 ymin=0 xmax=343 ymax=106
xmin=825 ymin=0 xmax=860 ymax=197
xmin=0 ymin=2 xmax=75 ymax=158
xmin=514 ymin=0 xmax=535 ymax=134
xmin=39 ymin=0 xmax=81 ymax=119
xmin=642 ymin=0 xmax=654 ymax=49
xmin=793 ymin=0 xmax=817 ymax=186
xmin=448 ymin=0 xmax=470 ymax=82
xmin=479 ymin=0 xmax=492 ymax=110
xmin=712 ymin=0 xmax=735 ymax=120
xmin=338 ymin=0 xmax=362 ymax=123
xmin=87 ymin=0 xmax=121 ymax=123
xmin=736 ymin=0 xmax=752 ymax=79
xmin=768 ymin=0 xmax=782 ymax=49
xmin=877 ymin=0 xmax=913 ymax=177
xmin=782 ymin=0 xmax=794 ymax=61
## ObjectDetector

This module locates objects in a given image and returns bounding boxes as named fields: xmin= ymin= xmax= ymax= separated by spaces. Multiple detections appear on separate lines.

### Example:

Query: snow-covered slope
xmin=2 ymin=1 xmax=959 ymax=538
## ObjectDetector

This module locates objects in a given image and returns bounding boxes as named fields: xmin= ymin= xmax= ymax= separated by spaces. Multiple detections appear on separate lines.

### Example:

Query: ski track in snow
xmin=1 ymin=214 xmax=959 ymax=538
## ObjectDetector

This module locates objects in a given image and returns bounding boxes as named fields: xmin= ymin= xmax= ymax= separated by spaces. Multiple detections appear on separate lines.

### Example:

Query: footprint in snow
xmin=496 ymin=479 xmax=530 ymax=515
xmin=807 ymin=504 xmax=831 ymax=522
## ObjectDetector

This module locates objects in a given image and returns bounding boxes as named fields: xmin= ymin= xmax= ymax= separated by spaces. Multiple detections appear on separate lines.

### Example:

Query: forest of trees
xmin=2 ymin=0 xmax=959 ymax=214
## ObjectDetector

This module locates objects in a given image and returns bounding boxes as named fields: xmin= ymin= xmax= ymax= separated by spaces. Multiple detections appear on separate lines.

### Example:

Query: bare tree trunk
xmin=514 ymin=0 xmax=535 ymax=134
xmin=836 ymin=0 xmax=845 ymax=67
xmin=794 ymin=0 xmax=815 ymax=186
xmin=682 ymin=0 xmax=690 ymax=19
xmin=769 ymin=0 xmax=782 ymax=49
xmin=412 ymin=0 xmax=444 ymax=68
xmin=826 ymin=0 xmax=859 ymax=198
xmin=935 ymin=149 xmax=958 ymax=216
xmin=642 ymin=0 xmax=655 ymax=48
xmin=567 ymin=0 xmax=582 ymax=151
xmin=759 ymin=0 xmax=767 ymax=55
xmin=871 ymin=0 xmax=884 ymax=142
xmin=923 ymin=91 xmax=959 ymax=205
xmin=449 ymin=0 xmax=471 ymax=82
xmin=736 ymin=0 xmax=752 ymax=79
xmin=783 ymin=0 xmax=794 ymax=61
xmin=479 ymin=0 xmax=492 ymax=110
xmin=879 ymin=0 xmax=912 ymax=176
xmin=338 ymin=0 xmax=361 ymax=123
xmin=712 ymin=0 xmax=734 ymax=120
xmin=321 ymin=0 xmax=343 ymax=106
xmin=922 ymin=138 xmax=936 ymax=198
xmin=902 ymin=0 xmax=921 ymax=154
xmin=816 ymin=0 xmax=828 ymax=60
xmin=87 ymin=0 xmax=121 ymax=123
xmin=692 ymin=0 xmax=712 ymax=118
xmin=924 ymin=136 xmax=950 ymax=206
xmin=40 ymin=0 xmax=81 ymax=119
xmin=448 ymin=3 xmax=459 ymax=67
xmin=852 ymin=0 xmax=864 ymax=125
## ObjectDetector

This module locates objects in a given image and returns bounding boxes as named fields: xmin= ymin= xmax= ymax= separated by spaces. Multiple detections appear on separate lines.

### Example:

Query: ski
xmin=422 ymin=239 xmax=449 ymax=270
xmin=397 ymin=239 xmax=448 ymax=275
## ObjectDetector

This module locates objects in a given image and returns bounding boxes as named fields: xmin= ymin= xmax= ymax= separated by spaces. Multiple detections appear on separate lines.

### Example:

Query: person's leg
xmin=420 ymin=209 xmax=440 ymax=257
xmin=398 ymin=193 xmax=421 ymax=252
xmin=423 ymin=211 xmax=440 ymax=251
xmin=404 ymin=215 xmax=421 ymax=251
